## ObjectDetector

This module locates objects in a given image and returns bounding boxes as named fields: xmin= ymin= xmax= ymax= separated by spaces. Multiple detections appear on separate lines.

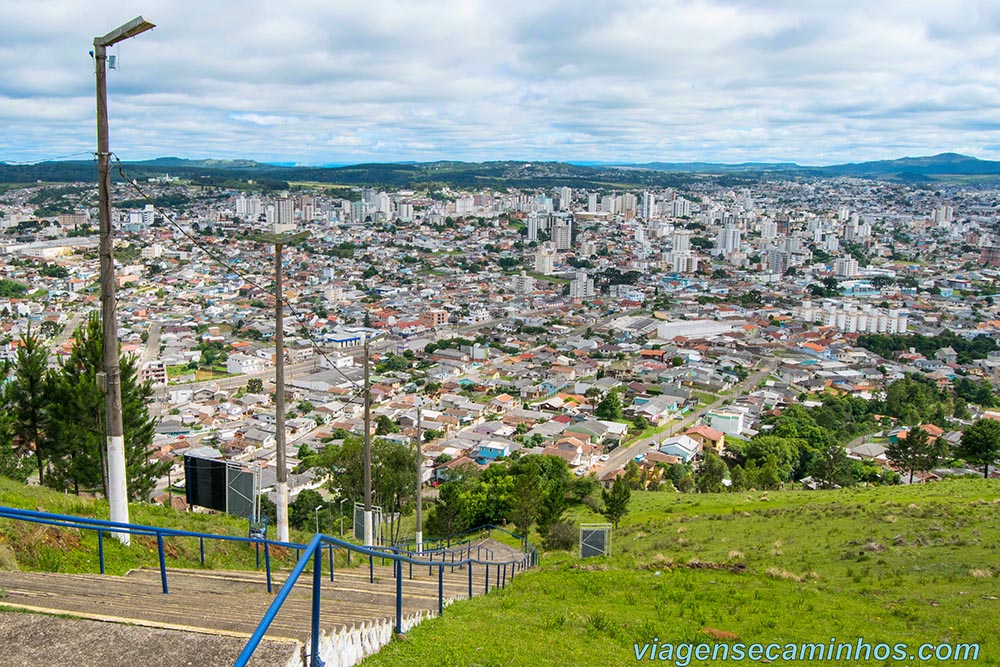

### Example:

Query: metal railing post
xmin=395 ymin=559 xmax=403 ymax=635
xmin=502 ymin=563 xmax=507 ymax=588
xmin=200 ymin=537 xmax=205 ymax=566
xmin=369 ymin=554 xmax=374 ymax=584
xmin=438 ymin=564 xmax=444 ymax=616
xmin=484 ymin=563 xmax=489 ymax=594
xmin=329 ymin=545 xmax=334 ymax=582
xmin=265 ymin=542 xmax=272 ymax=594
xmin=98 ymin=530 xmax=104 ymax=574
xmin=468 ymin=562 xmax=473 ymax=598
xmin=311 ymin=547 xmax=322 ymax=667
xmin=157 ymin=532 xmax=168 ymax=594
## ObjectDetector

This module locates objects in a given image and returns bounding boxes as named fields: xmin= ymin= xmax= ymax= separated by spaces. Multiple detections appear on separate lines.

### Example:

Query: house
xmin=658 ymin=435 xmax=701 ymax=463
xmin=684 ymin=424 xmax=725 ymax=454
xmin=475 ymin=440 xmax=512 ymax=464
xmin=705 ymin=408 xmax=746 ymax=437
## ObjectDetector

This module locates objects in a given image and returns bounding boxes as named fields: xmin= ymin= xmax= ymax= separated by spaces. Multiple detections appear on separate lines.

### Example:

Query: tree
xmin=425 ymin=480 xmax=468 ymax=537
xmin=959 ymin=418 xmax=1000 ymax=478
xmin=729 ymin=464 xmax=747 ymax=492
xmin=508 ymin=465 xmax=543 ymax=538
xmin=696 ymin=450 xmax=726 ymax=493
xmin=289 ymin=489 xmax=325 ymax=531
xmin=375 ymin=414 xmax=399 ymax=436
xmin=595 ymin=389 xmax=622 ymax=421
xmin=886 ymin=427 xmax=945 ymax=484
xmin=45 ymin=314 xmax=166 ymax=499
xmin=5 ymin=327 xmax=51 ymax=485
xmin=759 ymin=454 xmax=782 ymax=490
xmin=246 ymin=377 xmax=264 ymax=394
xmin=808 ymin=444 xmax=854 ymax=489
xmin=623 ymin=459 xmax=642 ymax=490
xmin=600 ymin=477 xmax=631 ymax=528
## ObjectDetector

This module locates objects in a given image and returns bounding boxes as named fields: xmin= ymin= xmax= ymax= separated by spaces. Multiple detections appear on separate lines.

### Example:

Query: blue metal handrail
xmin=0 ymin=504 xmax=538 ymax=667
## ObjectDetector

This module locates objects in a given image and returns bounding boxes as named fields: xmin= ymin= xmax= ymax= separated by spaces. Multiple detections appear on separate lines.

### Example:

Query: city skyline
xmin=2 ymin=0 xmax=1000 ymax=166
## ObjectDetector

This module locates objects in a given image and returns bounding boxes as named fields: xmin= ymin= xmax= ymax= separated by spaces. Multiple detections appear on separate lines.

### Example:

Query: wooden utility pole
xmin=363 ymin=337 xmax=373 ymax=546
xmin=251 ymin=230 xmax=307 ymax=543
xmin=94 ymin=16 xmax=155 ymax=546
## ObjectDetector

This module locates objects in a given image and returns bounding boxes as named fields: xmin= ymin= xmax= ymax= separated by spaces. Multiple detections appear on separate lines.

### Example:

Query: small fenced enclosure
xmin=580 ymin=523 xmax=612 ymax=558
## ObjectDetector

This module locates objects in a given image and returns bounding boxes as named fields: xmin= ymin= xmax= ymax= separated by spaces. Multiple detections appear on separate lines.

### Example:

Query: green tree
xmin=594 ymin=389 xmax=623 ymax=421
xmin=623 ymin=459 xmax=642 ymax=490
xmin=886 ymin=427 xmax=945 ymax=484
xmin=959 ymin=418 xmax=1000 ymax=478
xmin=5 ymin=327 xmax=51 ymax=485
xmin=759 ymin=454 xmax=782 ymax=490
xmin=508 ymin=464 xmax=543 ymax=538
xmin=425 ymin=480 xmax=468 ymax=537
xmin=289 ymin=488 xmax=326 ymax=531
xmin=375 ymin=414 xmax=399 ymax=435
xmin=246 ymin=377 xmax=264 ymax=394
xmin=808 ymin=444 xmax=854 ymax=489
xmin=729 ymin=464 xmax=747 ymax=492
xmin=45 ymin=314 xmax=165 ymax=499
xmin=695 ymin=450 xmax=726 ymax=493
xmin=600 ymin=477 xmax=631 ymax=528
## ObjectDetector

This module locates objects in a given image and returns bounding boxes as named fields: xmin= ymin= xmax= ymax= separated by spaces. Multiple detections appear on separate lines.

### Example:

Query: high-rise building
xmin=535 ymin=243 xmax=557 ymax=275
xmin=552 ymin=218 xmax=573 ymax=250
xmin=640 ymin=191 xmax=655 ymax=220
xmin=558 ymin=187 xmax=572 ymax=211
xmin=587 ymin=193 xmax=598 ymax=213
xmin=569 ymin=272 xmax=595 ymax=299
xmin=526 ymin=212 xmax=540 ymax=242
xmin=673 ymin=229 xmax=691 ymax=254
xmin=513 ymin=271 xmax=536 ymax=294
xmin=714 ymin=224 xmax=741 ymax=256
xmin=834 ymin=257 xmax=859 ymax=278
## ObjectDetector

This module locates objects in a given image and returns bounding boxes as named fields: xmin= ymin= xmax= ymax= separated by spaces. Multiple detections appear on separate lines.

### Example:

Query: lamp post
xmin=94 ymin=16 xmax=155 ymax=546
xmin=314 ymin=504 xmax=323 ymax=535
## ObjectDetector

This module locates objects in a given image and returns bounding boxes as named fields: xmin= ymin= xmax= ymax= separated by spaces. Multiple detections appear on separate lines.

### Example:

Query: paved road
xmin=140 ymin=322 xmax=161 ymax=365
xmin=50 ymin=312 xmax=82 ymax=349
xmin=595 ymin=359 xmax=779 ymax=477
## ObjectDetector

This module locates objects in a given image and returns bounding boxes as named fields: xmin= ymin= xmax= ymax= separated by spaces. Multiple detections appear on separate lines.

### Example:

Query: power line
xmin=1 ymin=151 xmax=96 ymax=166
xmin=111 ymin=155 xmax=365 ymax=393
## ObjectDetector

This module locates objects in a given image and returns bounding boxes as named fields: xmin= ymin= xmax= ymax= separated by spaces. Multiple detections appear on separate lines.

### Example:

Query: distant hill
xmin=3 ymin=152 xmax=1000 ymax=187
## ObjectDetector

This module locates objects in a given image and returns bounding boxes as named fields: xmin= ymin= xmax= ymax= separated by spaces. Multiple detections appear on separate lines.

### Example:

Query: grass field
xmin=365 ymin=479 xmax=1000 ymax=667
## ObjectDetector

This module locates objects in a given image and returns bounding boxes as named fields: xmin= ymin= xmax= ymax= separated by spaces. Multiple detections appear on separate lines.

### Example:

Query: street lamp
xmin=339 ymin=497 xmax=348 ymax=538
xmin=314 ymin=504 xmax=323 ymax=535
xmin=93 ymin=16 xmax=155 ymax=546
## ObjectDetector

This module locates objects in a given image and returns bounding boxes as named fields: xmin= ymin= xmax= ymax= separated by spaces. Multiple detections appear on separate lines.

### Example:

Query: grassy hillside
xmin=0 ymin=477 xmax=318 ymax=575
xmin=365 ymin=479 xmax=1000 ymax=667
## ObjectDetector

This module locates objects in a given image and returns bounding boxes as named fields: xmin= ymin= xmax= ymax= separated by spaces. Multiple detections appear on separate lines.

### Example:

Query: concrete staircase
xmin=0 ymin=543 xmax=523 ymax=667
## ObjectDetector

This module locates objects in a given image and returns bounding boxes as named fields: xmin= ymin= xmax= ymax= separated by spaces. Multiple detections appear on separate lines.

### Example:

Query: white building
xmin=569 ymin=272 xmax=595 ymax=299
xmin=534 ymin=243 xmax=557 ymax=275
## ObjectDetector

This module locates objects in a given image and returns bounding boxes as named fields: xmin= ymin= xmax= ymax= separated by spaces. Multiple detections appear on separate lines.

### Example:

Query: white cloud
xmin=1 ymin=0 xmax=1000 ymax=164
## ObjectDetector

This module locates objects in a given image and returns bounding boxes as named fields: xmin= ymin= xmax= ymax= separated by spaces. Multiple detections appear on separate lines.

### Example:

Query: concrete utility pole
xmin=273 ymin=241 xmax=289 ymax=542
xmin=94 ymin=16 xmax=155 ymax=546
xmin=363 ymin=337 xmax=373 ymax=546
xmin=415 ymin=404 xmax=423 ymax=553
xmin=252 ymin=231 xmax=308 ymax=543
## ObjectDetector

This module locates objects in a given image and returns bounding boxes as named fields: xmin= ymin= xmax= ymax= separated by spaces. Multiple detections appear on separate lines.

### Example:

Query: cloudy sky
xmin=2 ymin=0 xmax=1000 ymax=165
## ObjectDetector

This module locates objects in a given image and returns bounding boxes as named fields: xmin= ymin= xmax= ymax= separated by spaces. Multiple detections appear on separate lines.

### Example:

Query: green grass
xmin=365 ymin=479 xmax=1000 ymax=667
xmin=0 ymin=477 xmax=353 ymax=575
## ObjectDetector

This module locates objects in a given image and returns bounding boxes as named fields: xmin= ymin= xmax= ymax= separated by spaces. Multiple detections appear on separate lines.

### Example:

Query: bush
xmin=543 ymin=521 xmax=577 ymax=551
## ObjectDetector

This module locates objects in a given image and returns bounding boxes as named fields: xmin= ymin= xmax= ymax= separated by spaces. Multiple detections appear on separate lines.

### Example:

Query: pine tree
xmin=886 ymin=426 xmax=944 ymax=485
xmin=600 ymin=477 xmax=631 ymax=527
xmin=46 ymin=314 xmax=166 ymax=499
xmin=4 ymin=328 xmax=51 ymax=484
